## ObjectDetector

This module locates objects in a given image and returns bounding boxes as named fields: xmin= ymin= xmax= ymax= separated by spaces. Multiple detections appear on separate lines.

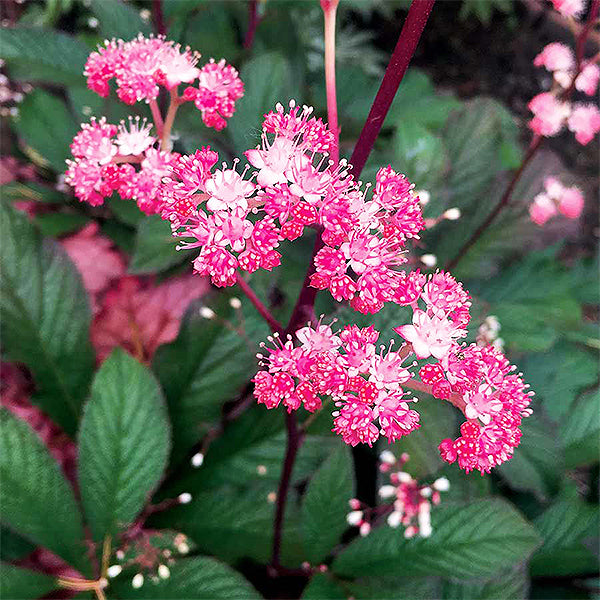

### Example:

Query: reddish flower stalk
xmin=236 ymin=273 xmax=284 ymax=334
xmin=446 ymin=0 xmax=599 ymax=271
xmin=321 ymin=0 xmax=340 ymax=164
xmin=244 ymin=0 xmax=260 ymax=50
xmin=269 ymin=0 xmax=436 ymax=571
xmin=152 ymin=0 xmax=166 ymax=36
xmin=348 ymin=0 xmax=436 ymax=176
xmin=161 ymin=88 xmax=182 ymax=148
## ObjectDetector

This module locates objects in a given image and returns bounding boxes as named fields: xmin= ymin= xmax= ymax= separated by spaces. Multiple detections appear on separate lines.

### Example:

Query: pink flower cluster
xmin=65 ymin=116 xmax=179 ymax=213
xmin=252 ymin=266 xmax=533 ymax=472
xmin=424 ymin=344 xmax=534 ymax=474
xmin=253 ymin=321 xmax=420 ymax=446
xmin=529 ymin=176 xmax=584 ymax=225
xmin=84 ymin=35 xmax=243 ymax=129
xmin=529 ymin=39 xmax=600 ymax=144
xmin=346 ymin=452 xmax=449 ymax=538
xmin=159 ymin=101 xmax=425 ymax=311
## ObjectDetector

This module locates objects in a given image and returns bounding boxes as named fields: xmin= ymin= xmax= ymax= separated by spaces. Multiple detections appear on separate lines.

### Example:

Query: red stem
xmin=348 ymin=0 xmax=436 ymax=176
xmin=152 ymin=0 xmax=166 ymax=36
xmin=322 ymin=0 xmax=340 ymax=164
xmin=236 ymin=274 xmax=284 ymax=335
xmin=269 ymin=0 xmax=436 ymax=570
xmin=244 ymin=0 xmax=260 ymax=50
xmin=445 ymin=0 xmax=599 ymax=271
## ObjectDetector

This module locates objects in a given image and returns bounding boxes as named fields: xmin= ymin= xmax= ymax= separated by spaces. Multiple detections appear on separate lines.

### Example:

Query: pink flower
xmin=528 ymin=92 xmax=570 ymax=137
xmin=567 ymin=103 xmax=600 ymax=145
xmin=529 ymin=193 xmax=558 ymax=225
xmin=533 ymin=43 xmax=575 ymax=73
xmin=575 ymin=62 xmax=600 ymax=96
xmin=394 ymin=309 xmax=465 ymax=360
xmin=115 ymin=117 xmax=155 ymax=156
xmin=558 ymin=185 xmax=584 ymax=218
xmin=205 ymin=167 xmax=255 ymax=212
xmin=550 ymin=0 xmax=586 ymax=18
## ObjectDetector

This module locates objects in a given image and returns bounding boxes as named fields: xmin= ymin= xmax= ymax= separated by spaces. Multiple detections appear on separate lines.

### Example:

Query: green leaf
xmin=153 ymin=299 xmax=268 ymax=462
xmin=150 ymin=483 xmax=293 ymax=565
xmin=227 ymin=53 xmax=294 ymax=153
xmin=530 ymin=497 xmax=599 ymax=576
xmin=34 ymin=213 xmax=90 ymax=237
xmin=182 ymin=6 xmax=240 ymax=61
xmin=333 ymin=499 xmax=540 ymax=579
xmin=13 ymin=89 xmax=77 ymax=171
xmin=88 ymin=0 xmax=152 ymax=38
xmin=0 ymin=410 xmax=89 ymax=573
xmin=0 ymin=563 xmax=58 ymax=600
xmin=521 ymin=343 xmax=597 ymax=420
xmin=498 ymin=416 xmax=564 ymax=501
xmin=0 ymin=527 xmax=36 ymax=561
xmin=129 ymin=215 xmax=189 ymax=274
xmin=78 ymin=349 xmax=170 ymax=543
xmin=0 ymin=203 xmax=94 ymax=434
xmin=302 ymin=446 xmax=354 ymax=563
xmin=0 ymin=27 xmax=89 ymax=85
xmin=561 ymin=390 xmax=600 ymax=468
xmin=347 ymin=576 xmax=441 ymax=600
xmin=393 ymin=122 xmax=449 ymax=191
xmin=0 ymin=182 xmax=68 ymax=204
xmin=302 ymin=574 xmax=347 ymax=599
xmin=108 ymin=196 xmax=145 ymax=227
xmin=442 ymin=565 xmax=529 ymax=599
xmin=108 ymin=556 xmax=260 ymax=599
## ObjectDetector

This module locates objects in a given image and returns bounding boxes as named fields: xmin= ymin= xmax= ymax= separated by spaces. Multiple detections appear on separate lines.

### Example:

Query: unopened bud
xmin=107 ymin=565 xmax=122 ymax=578
xmin=346 ymin=510 xmax=363 ymax=526
xmin=416 ymin=190 xmax=430 ymax=206
xmin=420 ymin=254 xmax=437 ymax=268
xmin=199 ymin=307 xmax=216 ymax=319
xmin=132 ymin=573 xmax=144 ymax=589
xmin=158 ymin=565 xmax=170 ymax=580
xmin=433 ymin=477 xmax=450 ymax=492
xmin=229 ymin=297 xmax=242 ymax=309
xmin=359 ymin=522 xmax=371 ymax=537
xmin=178 ymin=492 xmax=192 ymax=504
xmin=256 ymin=465 xmax=267 ymax=476
xmin=191 ymin=452 xmax=204 ymax=467
xmin=378 ymin=485 xmax=396 ymax=499
xmin=387 ymin=511 xmax=402 ymax=528
xmin=379 ymin=450 xmax=396 ymax=465
xmin=443 ymin=207 xmax=461 ymax=220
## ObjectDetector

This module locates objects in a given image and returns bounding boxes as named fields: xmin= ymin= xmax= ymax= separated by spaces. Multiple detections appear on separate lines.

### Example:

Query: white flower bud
xmin=359 ymin=522 xmax=371 ymax=537
xmin=256 ymin=465 xmax=267 ymax=476
xmin=443 ymin=207 xmax=461 ymax=221
xmin=229 ymin=297 xmax=242 ymax=309
xmin=199 ymin=307 xmax=216 ymax=319
xmin=397 ymin=471 xmax=413 ymax=484
xmin=416 ymin=190 xmax=430 ymax=205
xmin=132 ymin=573 xmax=144 ymax=589
xmin=433 ymin=477 xmax=450 ymax=492
xmin=420 ymin=486 xmax=432 ymax=498
xmin=420 ymin=254 xmax=437 ymax=268
xmin=177 ymin=542 xmax=190 ymax=555
xmin=158 ymin=564 xmax=170 ymax=580
xmin=346 ymin=510 xmax=363 ymax=526
xmin=378 ymin=485 xmax=396 ymax=499
xmin=178 ymin=492 xmax=192 ymax=504
xmin=379 ymin=450 xmax=396 ymax=465
xmin=387 ymin=511 xmax=402 ymax=528
xmin=107 ymin=565 xmax=122 ymax=578
xmin=191 ymin=452 xmax=204 ymax=467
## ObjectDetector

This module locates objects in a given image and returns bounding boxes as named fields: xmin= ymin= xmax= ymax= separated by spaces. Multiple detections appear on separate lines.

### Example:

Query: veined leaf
xmin=332 ymin=498 xmax=540 ymax=579
xmin=0 ymin=410 xmax=89 ymax=573
xmin=78 ymin=349 xmax=171 ymax=543
xmin=0 ymin=563 xmax=58 ymax=600
xmin=88 ymin=0 xmax=152 ymax=39
xmin=0 ymin=203 xmax=94 ymax=434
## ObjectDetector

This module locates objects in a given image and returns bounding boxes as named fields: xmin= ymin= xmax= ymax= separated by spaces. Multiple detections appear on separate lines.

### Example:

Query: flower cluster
xmin=252 ymin=268 xmax=533 ymax=472
xmin=529 ymin=176 xmax=584 ymax=225
xmin=159 ymin=101 xmax=425 ymax=311
xmin=84 ymin=35 xmax=243 ymax=129
xmin=65 ymin=116 xmax=179 ymax=213
xmin=529 ymin=22 xmax=600 ymax=144
xmin=346 ymin=452 xmax=449 ymax=538
xmin=425 ymin=344 xmax=534 ymax=473
xmin=253 ymin=321 xmax=420 ymax=446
